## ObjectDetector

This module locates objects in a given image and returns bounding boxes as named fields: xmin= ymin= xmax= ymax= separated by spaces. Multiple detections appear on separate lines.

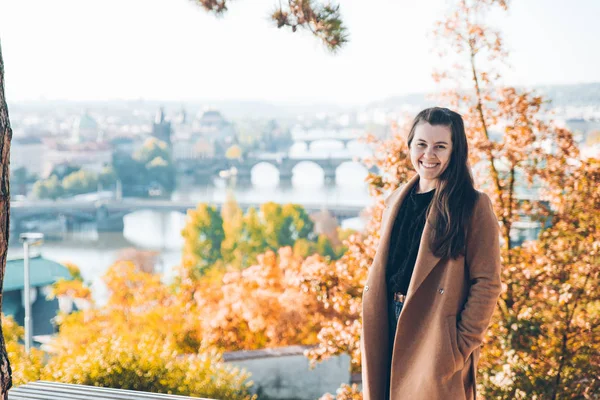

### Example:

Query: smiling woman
xmin=361 ymin=107 xmax=502 ymax=400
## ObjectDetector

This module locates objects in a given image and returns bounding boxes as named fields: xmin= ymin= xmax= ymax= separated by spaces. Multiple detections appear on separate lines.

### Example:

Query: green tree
xmin=61 ymin=170 xmax=98 ymax=196
xmin=181 ymin=204 xmax=225 ymax=275
xmin=48 ymin=164 xmax=80 ymax=180
xmin=283 ymin=203 xmax=315 ymax=242
xmin=236 ymin=207 xmax=268 ymax=268
xmin=260 ymin=202 xmax=314 ymax=250
xmin=315 ymin=234 xmax=338 ymax=260
xmin=10 ymin=166 xmax=28 ymax=196
xmin=111 ymin=152 xmax=146 ymax=196
xmin=98 ymin=165 xmax=117 ymax=190
xmin=32 ymin=175 xmax=63 ymax=200
xmin=146 ymin=156 xmax=175 ymax=194
xmin=134 ymin=138 xmax=176 ymax=194
xmin=220 ymin=192 xmax=244 ymax=266
xmin=134 ymin=138 xmax=168 ymax=162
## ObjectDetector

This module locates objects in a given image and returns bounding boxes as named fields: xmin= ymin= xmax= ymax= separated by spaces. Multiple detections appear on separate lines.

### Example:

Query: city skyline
xmin=1 ymin=0 xmax=599 ymax=106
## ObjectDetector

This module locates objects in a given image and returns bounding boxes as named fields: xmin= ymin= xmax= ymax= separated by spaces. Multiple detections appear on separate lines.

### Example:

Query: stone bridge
xmin=176 ymin=155 xmax=377 ymax=185
xmin=10 ymin=198 xmax=367 ymax=237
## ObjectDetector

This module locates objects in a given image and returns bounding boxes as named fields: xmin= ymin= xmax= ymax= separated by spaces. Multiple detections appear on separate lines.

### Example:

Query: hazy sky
xmin=1 ymin=0 xmax=599 ymax=105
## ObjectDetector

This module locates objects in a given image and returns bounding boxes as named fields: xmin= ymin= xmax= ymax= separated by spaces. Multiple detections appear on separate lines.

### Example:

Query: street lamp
xmin=19 ymin=232 xmax=44 ymax=354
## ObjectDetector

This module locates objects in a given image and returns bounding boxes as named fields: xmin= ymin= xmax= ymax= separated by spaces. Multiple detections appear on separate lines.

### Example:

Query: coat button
xmin=364 ymin=285 xmax=369 ymax=292
xmin=438 ymin=288 xmax=444 ymax=294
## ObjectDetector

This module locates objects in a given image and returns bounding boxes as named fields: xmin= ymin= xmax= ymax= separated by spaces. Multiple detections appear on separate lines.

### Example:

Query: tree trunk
xmin=0 ymin=38 xmax=14 ymax=398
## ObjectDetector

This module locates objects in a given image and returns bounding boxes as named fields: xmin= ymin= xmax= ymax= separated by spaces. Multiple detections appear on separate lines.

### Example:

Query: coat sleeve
xmin=457 ymin=192 xmax=503 ymax=359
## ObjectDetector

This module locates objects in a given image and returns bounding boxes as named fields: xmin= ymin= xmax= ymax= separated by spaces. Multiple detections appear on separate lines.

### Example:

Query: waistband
xmin=392 ymin=292 xmax=406 ymax=303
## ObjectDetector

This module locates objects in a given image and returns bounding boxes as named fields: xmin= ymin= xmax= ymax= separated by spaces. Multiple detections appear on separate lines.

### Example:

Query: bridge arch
xmin=335 ymin=161 xmax=369 ymax=186
xmin=249 ymin=162 xmax=280 ymax=187
xmin=288 ymin=161 xmax=326 ymax=186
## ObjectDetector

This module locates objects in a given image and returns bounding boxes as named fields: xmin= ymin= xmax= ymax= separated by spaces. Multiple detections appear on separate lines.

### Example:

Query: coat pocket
xmin=446 ymin=315 xmax=465 ymax=373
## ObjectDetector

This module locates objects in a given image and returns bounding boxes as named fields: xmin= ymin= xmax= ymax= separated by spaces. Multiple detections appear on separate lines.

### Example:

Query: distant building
xmin=190 ymin=109 xmax=238 ymax=157
xmin=71 ymin=112 xmax=101 ymax=144
xmin=197 ymin=110 xmax=228 ymax=129
xmin=172 ymin=135 xmax=215 ymax=160
xmin=44 ymin=141 xmax=113 ymax=177
xmin=152 ymin=107 xmax=172 ymax=145
xmin=195 ymin=110 xmax=236 ymax=136
xmin=110 ymin=135 xmax=143 ymax=155
xmin=2 ymin=255 xmax=73 ymax=337
xmin=174 ymin=106 xmax=187 ymax=125
xmin=10 ymin=136 xmax=46 ymax=177
xmin=310 ymin=208 xmax=341 ymax=248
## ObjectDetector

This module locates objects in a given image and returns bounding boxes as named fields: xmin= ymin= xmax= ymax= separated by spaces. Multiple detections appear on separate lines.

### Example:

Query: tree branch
xmin=190 ymin=0 xmax=348 ymax=52
xmin=271 ymin=0 xmax=348 ymax=52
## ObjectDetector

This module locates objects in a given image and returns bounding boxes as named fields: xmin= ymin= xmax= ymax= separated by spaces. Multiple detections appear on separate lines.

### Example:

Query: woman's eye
xmin=417 ymin=143 xmax=426 ymax=147
xmin=436 ymin=146 xmax=446 ymax=150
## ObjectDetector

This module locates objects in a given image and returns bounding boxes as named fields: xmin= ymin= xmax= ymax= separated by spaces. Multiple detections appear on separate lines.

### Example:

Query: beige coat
xmin=361 ymin=175 xmax=502 ymax=400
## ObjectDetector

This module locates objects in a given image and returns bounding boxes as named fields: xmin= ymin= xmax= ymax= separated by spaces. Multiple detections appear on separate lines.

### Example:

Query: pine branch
xmin=190 ymin=0 xmax=348 ymax=51
xmin=271 ymin=1 xmax=348 ymax=52
xmin=191 ymin=0 xmax=228 ymax=15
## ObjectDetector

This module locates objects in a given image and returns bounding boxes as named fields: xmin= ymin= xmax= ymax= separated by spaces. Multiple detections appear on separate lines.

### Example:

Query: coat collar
xmin=378 ymin=174 xmax=442 ymax=300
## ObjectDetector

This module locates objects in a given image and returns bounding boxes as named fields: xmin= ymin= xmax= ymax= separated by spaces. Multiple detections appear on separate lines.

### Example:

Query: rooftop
xmin=4 ymin=255 xmax=72 ymax=292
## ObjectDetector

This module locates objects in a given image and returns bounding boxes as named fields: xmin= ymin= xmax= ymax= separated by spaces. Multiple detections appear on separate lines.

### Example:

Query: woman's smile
xmin=419 ymin=161 xmax=440 ymax=169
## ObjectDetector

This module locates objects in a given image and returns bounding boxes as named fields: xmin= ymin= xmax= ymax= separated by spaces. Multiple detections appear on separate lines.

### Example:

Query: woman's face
xmin=410 ymin=122 xmax=453 ymax=184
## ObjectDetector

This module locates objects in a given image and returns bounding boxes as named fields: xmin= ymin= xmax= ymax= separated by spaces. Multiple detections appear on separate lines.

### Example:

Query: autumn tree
xmin=220 ymin=192 xmax=247 ymax=266
xmin=182 ymin=198 xmax=339 ymax=274
xmin=28 ymin=261 xmax=255 ymax=399
xmin=430 ymin=0 xmax=599 ymax=397
xmin=195 ymin=247 xmax=330 ymax=351
xmin=1 ymin=315 xmax=44 ymax=387
xmin=36 ymin=253 xmax=331 ymax=396
xmin=477 ymin=159 xmax=600 ymax=398
xmin=311 ymin=1 xmax=599 ymax=398
xmin=181 ymin=204 xmax=225 ymax=275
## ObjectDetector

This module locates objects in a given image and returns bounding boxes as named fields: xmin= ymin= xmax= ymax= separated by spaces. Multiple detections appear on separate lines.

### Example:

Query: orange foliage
xmin=195 ymin=247 xmax=330 ymax=351
xmin=308 ymin=1 xmax=599 ymax=397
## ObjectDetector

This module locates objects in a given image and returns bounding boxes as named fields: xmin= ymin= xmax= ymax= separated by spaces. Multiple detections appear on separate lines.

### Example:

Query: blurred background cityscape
xmin=1 ymin=0 xmax=600 ymax=397
xmin=5 ymin=82 xmax=600 ymax=304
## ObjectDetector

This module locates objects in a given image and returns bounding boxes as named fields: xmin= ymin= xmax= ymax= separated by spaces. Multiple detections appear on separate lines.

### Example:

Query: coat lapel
xmin=377 ymin=174 xmax=443 ymax=302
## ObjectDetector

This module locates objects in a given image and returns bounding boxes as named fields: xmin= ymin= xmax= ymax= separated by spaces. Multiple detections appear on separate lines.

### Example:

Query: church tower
xmin=152 ymin=107 xmax=172 ymax=145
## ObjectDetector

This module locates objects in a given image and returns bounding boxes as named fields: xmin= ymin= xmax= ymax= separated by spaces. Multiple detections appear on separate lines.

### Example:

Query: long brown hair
xmin=407 ymin=107 xmax=478 ymax=260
